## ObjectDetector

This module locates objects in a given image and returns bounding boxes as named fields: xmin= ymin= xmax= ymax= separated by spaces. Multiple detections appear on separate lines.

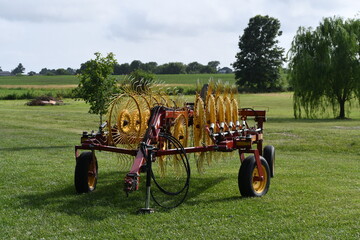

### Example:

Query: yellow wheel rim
xmin=132 ymin=111 xmax=141 ymax=132
xmin=252 ymin=164 xmax=268 ymax=193
xmin=107 ymin=94 xmax=143 ymax=147
xmin=88 ymin=158 xmax=97 ymax=190
xmin=118 ymin=110 xmax=132 ymax=134
xmin=142 ymin=109 xmax=150 ymax=133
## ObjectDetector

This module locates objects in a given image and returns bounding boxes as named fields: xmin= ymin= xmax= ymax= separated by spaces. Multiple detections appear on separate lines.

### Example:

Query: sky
xmin=0 ymin=0 xmax=359 ymax=73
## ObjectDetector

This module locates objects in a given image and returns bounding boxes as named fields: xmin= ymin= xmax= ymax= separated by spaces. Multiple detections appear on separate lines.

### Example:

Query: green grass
xmin=0 ymin=88 xmax=75 ymax=100
xmin=0 ymin=75 xmax=79 ymax=85
xmin=1 ymin=94 xmax=359 ymax=239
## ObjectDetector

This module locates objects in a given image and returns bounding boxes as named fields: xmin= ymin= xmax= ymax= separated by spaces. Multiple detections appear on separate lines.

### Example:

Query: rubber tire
xmin=263 ymin=145 xmax=275 ymax=178
xmin=75 ymin=152 xmax=98 ymax=193
xmin=238 ymin=155 xmax=270 ymax=197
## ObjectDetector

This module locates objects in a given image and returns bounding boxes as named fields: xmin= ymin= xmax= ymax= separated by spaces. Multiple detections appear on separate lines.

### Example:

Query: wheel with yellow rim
xmin=107 ymin=94 xmax=144 ymax=147
xmin=238 ymin=155 xmax=270 ymax=197
xmin=75 ymin=152 xmax=98 ymax=193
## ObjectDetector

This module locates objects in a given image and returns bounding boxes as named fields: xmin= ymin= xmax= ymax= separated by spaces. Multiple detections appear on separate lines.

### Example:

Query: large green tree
xmin=113 ymin=63 xmax=131 ymax=75
xmin=142 ymin=62 xmax=158 ymax=73
xmin=288 ymin=17 xmax=360 ymax=119
xmin=73 ymin=52 xmax=118 ymax=128
xmin=207 ymin=61 xmax=220 ymax=73
xmin=11 ymin=63 xmax=25 ymax=75
xmin=233 ymin=15 xmax=285 ymax=92
xmin=186 ymin=62 xmax=203 ymax=73
xmin=156 ymin=62 xmax=186 ymax=74
xmin=129 ymin=60 xmax=143 ymax=72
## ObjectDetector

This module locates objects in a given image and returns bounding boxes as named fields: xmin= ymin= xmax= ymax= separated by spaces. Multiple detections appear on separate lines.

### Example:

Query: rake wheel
xmin=205 ymin=94 xmax=216 ymax=145
xmin=215 ymin=95 xmax=225 ymax=130
xmin=107 ymin=94 xmax=144 ymax=148
xmin=231 ymin=98 xmax=239 ymax=124
xmin=172 ymin=113 xmax=188 ymax=147
xmin=171 ymin=113 xmax=189 ymax=173
xmin=193 ymin=96 xmax=205 ymax=147
xmin=224 ymin=96 xmax=233 ymax=127
xmin=157 ymin=95 xmax=170 ymax=107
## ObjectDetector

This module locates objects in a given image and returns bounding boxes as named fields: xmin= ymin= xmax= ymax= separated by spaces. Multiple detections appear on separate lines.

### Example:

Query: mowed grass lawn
xmin=0 ymin=93 xmax=359 ymax=239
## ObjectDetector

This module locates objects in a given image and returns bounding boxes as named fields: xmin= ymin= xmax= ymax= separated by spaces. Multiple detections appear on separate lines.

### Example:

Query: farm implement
xmin=74 ymin=83 xmax=275 ymax=213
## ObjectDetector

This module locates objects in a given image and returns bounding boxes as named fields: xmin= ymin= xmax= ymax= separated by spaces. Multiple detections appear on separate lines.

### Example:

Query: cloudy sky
xmin=0 ymin=0 xmax=359 ymax=72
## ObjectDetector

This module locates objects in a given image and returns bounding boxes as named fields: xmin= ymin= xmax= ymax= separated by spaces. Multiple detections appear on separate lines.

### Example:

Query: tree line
xmin=83 ymin=60 xmax=223 ymax=75
xmin=2 ymin=60 xmax=227 ymax=76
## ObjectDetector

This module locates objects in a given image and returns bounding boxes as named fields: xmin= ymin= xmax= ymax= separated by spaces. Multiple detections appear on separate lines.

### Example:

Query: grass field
xmin=1 ymin=93 xmax=359 ymax=239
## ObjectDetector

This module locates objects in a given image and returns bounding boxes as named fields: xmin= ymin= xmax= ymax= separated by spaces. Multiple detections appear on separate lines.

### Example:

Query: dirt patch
xmin=26 ymin=96 xmax=65 ymax=106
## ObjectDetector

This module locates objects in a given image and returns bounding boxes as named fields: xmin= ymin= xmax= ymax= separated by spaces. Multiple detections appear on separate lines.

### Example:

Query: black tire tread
xmin=238 ymin=155 xmax=270 ymax=197
xmin=263 ymin=145 xmax=275 ymax=178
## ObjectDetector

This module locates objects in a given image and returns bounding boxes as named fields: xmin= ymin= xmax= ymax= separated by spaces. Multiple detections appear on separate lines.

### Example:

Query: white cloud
xmin=0 ymin=0 xmax=119 ymax=23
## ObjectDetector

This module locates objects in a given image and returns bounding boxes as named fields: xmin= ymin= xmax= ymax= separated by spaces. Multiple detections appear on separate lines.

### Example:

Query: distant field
xmin=0 ymin=74 xmax=236 ymax=99
xmin=0 ymin=74 xmax=235 ymax=87
xmin=0 ymin=75 xmax=79 ymax=86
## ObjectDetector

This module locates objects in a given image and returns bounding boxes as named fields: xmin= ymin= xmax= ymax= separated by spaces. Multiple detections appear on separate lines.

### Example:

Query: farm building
xmin=218 ymin=67 xmax=233 ymax=74
xmin=0 ymin=71 xmax=11 ymax=76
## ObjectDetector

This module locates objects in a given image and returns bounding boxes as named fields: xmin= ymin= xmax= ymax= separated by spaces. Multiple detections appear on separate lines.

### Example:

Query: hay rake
xmin=74 ymin=83 xmax=275 ymax=213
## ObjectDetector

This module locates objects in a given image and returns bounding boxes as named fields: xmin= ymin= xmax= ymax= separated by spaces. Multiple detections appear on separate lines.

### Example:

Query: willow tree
xmin=288 ymin=17 xmax=360 ymax=118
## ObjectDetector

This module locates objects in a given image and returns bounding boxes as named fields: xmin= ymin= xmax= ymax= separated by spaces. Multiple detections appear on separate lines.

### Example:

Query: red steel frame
xmin=75 ymin=106 xmax=267 ymax=194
